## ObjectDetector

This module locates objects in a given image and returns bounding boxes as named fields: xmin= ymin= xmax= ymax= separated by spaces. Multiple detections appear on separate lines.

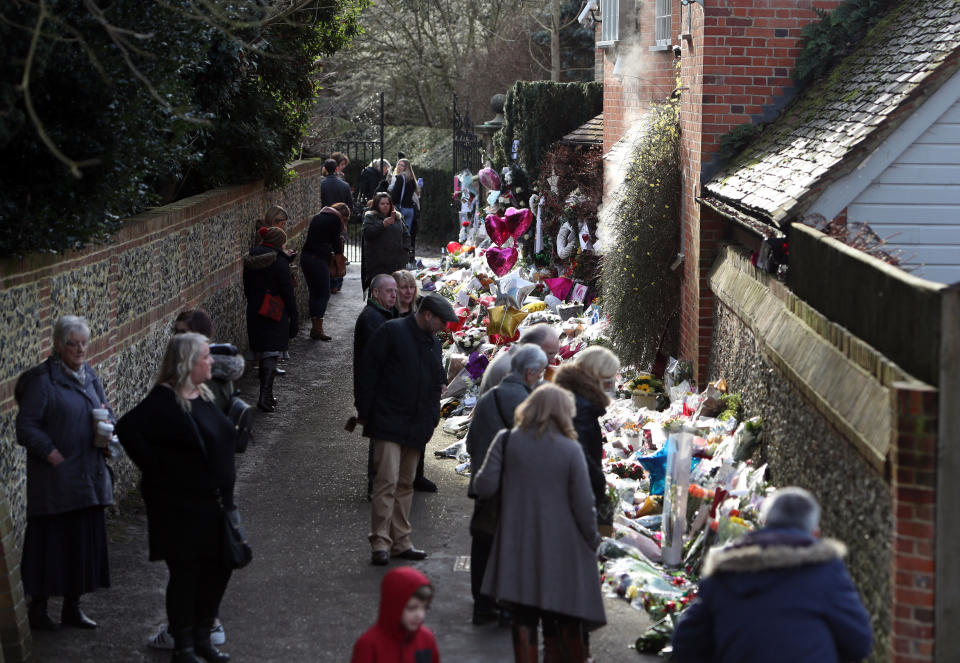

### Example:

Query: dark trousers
xmin=300 ymin=251 xmax=331 ymax=318
xmin=512 ymin=604 xmax=582 ymax=636
xmin=470 ymin=519 xmax=496 ymax=613
xmin=165 ymin=558 xmax=231 ymax=631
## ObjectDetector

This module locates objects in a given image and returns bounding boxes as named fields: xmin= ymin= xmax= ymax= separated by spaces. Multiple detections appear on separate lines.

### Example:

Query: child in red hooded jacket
xmin=351 ymin=567 xmax=441 ymax=663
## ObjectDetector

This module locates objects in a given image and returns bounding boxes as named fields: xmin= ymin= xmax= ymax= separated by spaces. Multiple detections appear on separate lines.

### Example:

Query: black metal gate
xmin=453 ymin=93 xmax=483 ymax=178
xmin=320 ymin=93 xmax=385 ymax=264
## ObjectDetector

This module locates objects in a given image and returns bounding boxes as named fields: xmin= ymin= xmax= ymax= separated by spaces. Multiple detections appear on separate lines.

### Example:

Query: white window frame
xmin=653 ymin=0 xmax=672 ymax=48
xmin=598 ymin=0 xmax=619 ymax=48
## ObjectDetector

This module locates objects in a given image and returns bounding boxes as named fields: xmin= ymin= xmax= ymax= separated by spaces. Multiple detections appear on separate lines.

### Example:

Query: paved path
xmin=29 ymin=263 xmax=655 ymax=662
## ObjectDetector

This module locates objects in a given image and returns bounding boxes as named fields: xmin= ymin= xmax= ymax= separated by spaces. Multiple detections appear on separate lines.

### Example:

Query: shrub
xmin=600 ymin=100 xmax=682 ymax=369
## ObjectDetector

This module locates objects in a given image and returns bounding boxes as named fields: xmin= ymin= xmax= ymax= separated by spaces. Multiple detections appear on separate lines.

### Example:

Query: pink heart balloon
xmin=543 ymin=276 xmax=574 ymax=301
xmin=486 ymin=247 xmax=518 ymax=277
xmin=479 ymin=167 xmax=501 ymax=191
xmin=504 ymin=207 xmax=533 ymax=239
xmin=484 ymin=214 xmax=512 ymax=246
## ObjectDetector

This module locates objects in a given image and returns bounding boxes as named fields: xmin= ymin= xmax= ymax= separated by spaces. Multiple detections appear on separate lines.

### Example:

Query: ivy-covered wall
xmin=0 ymin=160 xmax=321 ymax=541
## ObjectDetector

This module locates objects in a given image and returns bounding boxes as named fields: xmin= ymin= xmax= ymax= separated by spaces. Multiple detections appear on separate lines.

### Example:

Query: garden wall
xmin=788 ymin=223 xmax=945 ymax=387
xmin=707 ymin=244 xmax=944 ymax=662
xmin=0 ymin=160 xmax=322 ymax=541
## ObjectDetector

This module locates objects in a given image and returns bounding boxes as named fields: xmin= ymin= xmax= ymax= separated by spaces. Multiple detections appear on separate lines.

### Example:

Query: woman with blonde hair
xmin=473 ymin=383 xmax=605 ymax=662
xmin=392 ymin=269 xmax=418 ymax=316
xmin=554 ymin=346 xmax=620 ymax=536
xmin=389 ymin=158 xmax=419 ymax=230
xmin=117 ymin=333 xmax=239 ymax=663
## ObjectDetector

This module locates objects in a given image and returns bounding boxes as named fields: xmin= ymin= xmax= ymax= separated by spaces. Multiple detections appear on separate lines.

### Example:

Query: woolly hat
xmin=258 ymin=226 xmax=286 ymax=247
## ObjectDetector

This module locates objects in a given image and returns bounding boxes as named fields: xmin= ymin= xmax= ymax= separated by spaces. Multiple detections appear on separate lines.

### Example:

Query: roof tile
xmin=704 ymin=0 xmax=960 ymax=226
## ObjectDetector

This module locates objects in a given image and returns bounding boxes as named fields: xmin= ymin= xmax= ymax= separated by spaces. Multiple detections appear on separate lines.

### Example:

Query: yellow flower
xmin=636 ymin=384 xmax=652 ymax=393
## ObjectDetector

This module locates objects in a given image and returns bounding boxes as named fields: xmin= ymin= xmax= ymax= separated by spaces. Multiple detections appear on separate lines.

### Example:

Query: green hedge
xmin=415 ymin=165 xmax=456 ymax=248
xmin=493 ymin=81 xmax=602 ymax=177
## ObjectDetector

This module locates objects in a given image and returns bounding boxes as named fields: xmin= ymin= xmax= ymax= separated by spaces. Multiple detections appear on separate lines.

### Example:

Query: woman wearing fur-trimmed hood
xmin=553 ymin=346 xmax=620 ymax=531
xmin=672 ymin=487 xmax=873 ymax=663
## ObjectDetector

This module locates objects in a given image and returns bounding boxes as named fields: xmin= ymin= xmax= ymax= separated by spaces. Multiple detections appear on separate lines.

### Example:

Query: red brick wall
xmin=600 ymin=2 xmax=680 ymax=155
xmin=891 ymin=382 xmax=938 ymax=662
xmin=676 ymin=0 xmax=842 ymax=381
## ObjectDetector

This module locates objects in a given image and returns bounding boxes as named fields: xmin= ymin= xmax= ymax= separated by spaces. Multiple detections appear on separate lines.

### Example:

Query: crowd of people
xmin=11 ymin=156 xmax=872 ymax=663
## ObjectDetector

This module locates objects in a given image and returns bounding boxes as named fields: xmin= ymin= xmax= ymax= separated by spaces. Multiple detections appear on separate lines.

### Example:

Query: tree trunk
xmin=551 ymin=0 xmax=561 ymax=81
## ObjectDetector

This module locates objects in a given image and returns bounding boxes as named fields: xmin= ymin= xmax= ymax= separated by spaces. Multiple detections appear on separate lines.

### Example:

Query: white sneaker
xmin=147 ymin=625 xmax=175 ymax=650
xmin=210 ymin=622 xmax=226 ymax=646
xmin=147 ymin=623 xmax=226 ymax=649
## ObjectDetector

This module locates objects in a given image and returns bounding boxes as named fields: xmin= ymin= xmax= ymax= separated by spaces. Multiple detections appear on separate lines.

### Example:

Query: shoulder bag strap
xmin=497 ymin=430 xmax=510 ymax=493
xmin=492 ymin=388 xmax=511 ymax=429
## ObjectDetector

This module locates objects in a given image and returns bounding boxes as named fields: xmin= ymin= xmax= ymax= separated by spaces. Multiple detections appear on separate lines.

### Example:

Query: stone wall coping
xmin=709 ymin=243 xmax=931 ymax=469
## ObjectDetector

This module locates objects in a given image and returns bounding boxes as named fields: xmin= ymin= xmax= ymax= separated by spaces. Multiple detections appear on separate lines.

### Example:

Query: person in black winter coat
xmin=361 ymin=193 xmax=412 ymax=293
xmin=353 ymin=274 xmax=398 ymax=498
xmin=553 ymin=346 xmax=620 ymax=534
xmin=355 ymin=294 xmax=457 ymax=566
xmin=672 ymin=487 xmax=873 ymax=663
xmin=358 ymin=159 xmax=391 ymax=203
xmin=300 ymin=205 xmax=346 ymax=341
xmin=320 ymin=158 xmax=353 ymax=208
xmin=243 ymin=226 xmax=298 ymax=412
xmin=116 ymin=333 xmax=239 ymax=663
xmin=15 ymin=315 xmax=114 ymax=631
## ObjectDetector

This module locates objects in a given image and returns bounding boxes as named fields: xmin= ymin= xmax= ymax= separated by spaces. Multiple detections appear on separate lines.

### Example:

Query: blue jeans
xmin=399 ymin=207 xmax=414 ymax=229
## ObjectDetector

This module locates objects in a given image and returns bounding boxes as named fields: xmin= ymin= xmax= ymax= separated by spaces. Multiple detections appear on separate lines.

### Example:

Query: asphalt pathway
xmin=28 ymin=262 xmax=656 ymax=662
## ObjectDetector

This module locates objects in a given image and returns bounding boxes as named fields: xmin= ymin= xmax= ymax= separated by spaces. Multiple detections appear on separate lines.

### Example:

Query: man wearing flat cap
xmin=355 ymin=292 xmax=457 ymax=566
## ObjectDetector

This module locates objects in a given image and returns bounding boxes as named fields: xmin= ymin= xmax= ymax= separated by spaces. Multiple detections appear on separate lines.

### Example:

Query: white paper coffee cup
xmin=95 ymin=421 xmax=114 ymax=448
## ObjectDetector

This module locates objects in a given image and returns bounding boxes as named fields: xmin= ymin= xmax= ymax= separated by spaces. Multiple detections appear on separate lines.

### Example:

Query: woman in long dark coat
xmin=300 ymin=205 xmax=347 ymax=341
xmin=553 ymin=346 xmax=620 ymax=536
xmin=244 ymin=226 xmax=298 ymax=412
xmin=116 ymin=333 xmax=237 ymax=663
xmin=15 ymin=315 xmax=114 ymax=631
xmin=362 ymin=192 xmax=411 ymax=293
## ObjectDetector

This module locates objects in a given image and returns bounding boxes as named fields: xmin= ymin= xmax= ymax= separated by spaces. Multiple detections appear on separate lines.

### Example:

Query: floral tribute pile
xmin=420 ymin=179 xmax=777 ymax=658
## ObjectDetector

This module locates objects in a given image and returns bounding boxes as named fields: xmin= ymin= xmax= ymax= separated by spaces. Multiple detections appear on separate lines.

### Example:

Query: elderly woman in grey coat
xmin=474 ymin=383 xmax=605 ymax=663
xmin=466 ymin=344 xmax=547 ymax=626
xmin=15 ymin=315 xmax=114 ymax=631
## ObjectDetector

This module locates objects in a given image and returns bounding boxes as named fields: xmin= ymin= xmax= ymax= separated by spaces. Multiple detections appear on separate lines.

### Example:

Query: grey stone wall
xmin=0 ymin=160 xmax=322 ymax=542
xmin=709 ymin=301 xmax=893 ymax=662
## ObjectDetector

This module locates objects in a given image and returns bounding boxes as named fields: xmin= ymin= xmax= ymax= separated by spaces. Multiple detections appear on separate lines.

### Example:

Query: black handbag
xmin=222 ymin=507 xmax=253 ymax=569
xmin=227 ymin=395 xmax=253 ymax=453
xmin=469 ymin=430 xmax=510 ymax=537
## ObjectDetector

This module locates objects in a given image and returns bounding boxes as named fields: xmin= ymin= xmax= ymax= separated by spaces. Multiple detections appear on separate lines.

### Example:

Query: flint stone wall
xmin=708 ymin=245 xmax=896 ymax=662
xmin=0 ymin=160 xmax=322 ymax=542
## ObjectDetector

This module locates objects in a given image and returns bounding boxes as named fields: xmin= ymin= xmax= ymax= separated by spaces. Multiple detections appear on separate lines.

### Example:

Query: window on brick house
xmin=598 ymin=0 xmax=619 ymax=46
xmin=654 ymin=0 xmax=672 ymax=46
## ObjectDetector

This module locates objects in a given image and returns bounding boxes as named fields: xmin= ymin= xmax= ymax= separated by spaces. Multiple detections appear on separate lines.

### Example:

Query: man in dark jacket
xmin=320 ymin=158 xmax=353 ymax=208
xmin=356 ymin=293 xmax=457 ymax=566
xmin=672 ymin=487 xmax=873 ymax=663
xmin=353 ymin=273 xmax=398 ymax=498
xmin=465 ymin=344 xmax=547 ymax=624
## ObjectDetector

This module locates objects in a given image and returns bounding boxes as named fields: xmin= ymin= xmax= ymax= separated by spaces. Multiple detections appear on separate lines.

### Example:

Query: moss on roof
xmin=704 ymin=0 xmax=960 ymax=227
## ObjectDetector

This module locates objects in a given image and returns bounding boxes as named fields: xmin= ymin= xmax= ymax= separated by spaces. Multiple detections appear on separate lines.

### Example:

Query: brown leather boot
xmin=511 ymin=624 xmax=539 ymax=663
xmin=310 ymin=318 xmax=331 ymax=341
xmin=557 ymin=621 xmax=588 ymax=663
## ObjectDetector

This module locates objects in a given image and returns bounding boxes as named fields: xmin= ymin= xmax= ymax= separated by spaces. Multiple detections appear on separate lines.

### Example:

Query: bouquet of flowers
xmin=627 ymin=373 xmax=665 ymax=394
xmin=456 ymin=328 xmax=485 ymax=353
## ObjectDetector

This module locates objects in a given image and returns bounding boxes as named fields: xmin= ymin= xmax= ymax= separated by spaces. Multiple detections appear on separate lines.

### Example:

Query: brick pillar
xmin=0 ymin=493 xmax=29 ymax=663
xmin=890 ymin=381 xmax=938 ymax=662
